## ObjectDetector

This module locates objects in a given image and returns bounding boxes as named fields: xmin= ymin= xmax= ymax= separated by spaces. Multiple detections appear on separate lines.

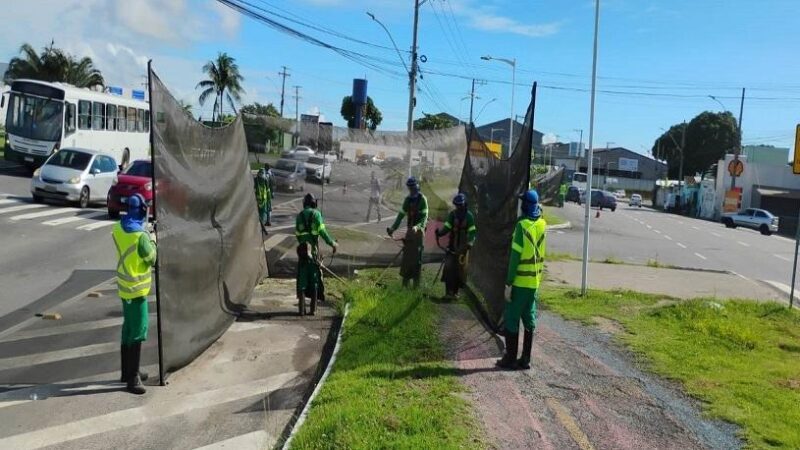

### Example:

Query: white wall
xmin=715 ymin=154 xmax=800 ymax=217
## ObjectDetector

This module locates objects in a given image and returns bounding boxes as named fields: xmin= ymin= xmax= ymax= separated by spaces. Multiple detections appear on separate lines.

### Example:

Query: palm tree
xmin=178 ymin=99 xmax=193 ymax=114
xmin=196 ymin=52 xmax=245 ymax=123
xmin=4 ymin=42 xmax=104 ymax=89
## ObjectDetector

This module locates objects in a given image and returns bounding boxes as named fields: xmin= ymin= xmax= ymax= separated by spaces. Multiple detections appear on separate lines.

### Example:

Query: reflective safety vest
xmin=111 ymin=223 xmax=153 ymax=300
xmin=512 ymin=218 xmax=546 ymax=289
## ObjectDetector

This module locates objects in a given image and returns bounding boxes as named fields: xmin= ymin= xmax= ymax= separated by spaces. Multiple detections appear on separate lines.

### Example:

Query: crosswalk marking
xmin=0 ymin=342 xmax=119 ymax=371
xmin=10 ymin=207 xmax=79 ymax=220
xmin=42 ymin=211 xmax=107 ymax=226
xmin=264 ymin=233 xmax=290 ymax=249
xmin=0 ymin=203 xmax=47 ymax=214
xmin=0 ymin=199 xmax=21 ymax=206
xmin=194 ymin=430 xmax=275 ymax=450
xmin=76 ymin=219 xmax=117 ymax=231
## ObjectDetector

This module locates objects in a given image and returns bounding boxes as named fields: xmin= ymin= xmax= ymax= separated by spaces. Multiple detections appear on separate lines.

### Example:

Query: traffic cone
xmin=596 ymin=210 xmax=600 ymax=219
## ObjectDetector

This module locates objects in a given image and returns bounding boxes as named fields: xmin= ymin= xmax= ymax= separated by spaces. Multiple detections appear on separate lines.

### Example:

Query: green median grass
xmin=541 ymin=288 xmax=800 ymax=449
xmin=289 ymin=270 xmax=482 ymax=449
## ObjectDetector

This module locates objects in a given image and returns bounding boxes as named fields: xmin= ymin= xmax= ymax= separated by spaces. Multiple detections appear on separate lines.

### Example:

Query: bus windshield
xmin=5 ymin=93 xmax=64 ymax=142
xmin=573 ymin=173 xmax=587 ymax=183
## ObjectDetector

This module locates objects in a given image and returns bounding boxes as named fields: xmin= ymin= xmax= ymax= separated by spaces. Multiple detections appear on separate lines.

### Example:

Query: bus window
xmin=107 ymin=104 xmax=117 ymax=131
xmin=137 ymin=109 xmax=145 ymax=132
xmin=144 ymin=110 xmax=150 ymax=133
xmin=65 ymin=102 xmax=76 ymax=135
xmin=92 ymin=102 xmax=105 ymax=130
xmin=78 ymin=100 xmax=91 ymax=129
xmin=117 ymin=106 xmax=127 ymax=132
xmin=127 ymin=107 xmax=137 ymax=133
xmin=573 ymin=173 xmax=587 ymax=183
xmin=6 ymin=93 xmax=65 ymax=142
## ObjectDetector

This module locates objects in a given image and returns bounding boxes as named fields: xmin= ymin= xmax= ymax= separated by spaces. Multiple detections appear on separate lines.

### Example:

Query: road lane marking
xmin=194 ymin=430 xmax=275 ymax=450
xmin=0 ymin=199 xmax=21 ymax=206
xmin=0 ymin=342 xmax=119 ymax=371
xmin=76 ymin=219 xmax=117 ymax=231
xmin=692 ymin=226 xmax=700 ymax=230
xmin=646 ymin=225 xmax=652 ymax=229
xmin=263 ymin=233 xmax=290 ymax=249
xmin=664 ymin=235 xmax=672 ymax=240
xmin=42 ymin=211 xmax=107 ymax=226
xmin=0 ymin=372 xmax=300 ymax=450
xmin=653 ymin=229 xmax=661 ymax=234
xmin=711 ymin=232 xmax=721 ymax=237
xmin=0 ymin=203 xmax=47 ymax=214
xmin=10 ymin=207 xmax=78 ymax=220
xmin=545 ymin=398 xmax=596 ymax=450
xmin=774 ymin=254 xmax=792 ymax=262
xmin=694 ymin=252 xmax=707 ymax=260
xmin=0 ymin=314 xmax=156 ymax=343
xmin=731 ymin=271 xmax=749 ymax=281
xmin=556 ymin=230 xmax=565 ymax=234
xmin=678 ymin=221 xmax=684 ymax=225
xmin=737 ymin=241 xmax=750 ymax=247
xmin=677 ymin=243 xmax=687 ymax=249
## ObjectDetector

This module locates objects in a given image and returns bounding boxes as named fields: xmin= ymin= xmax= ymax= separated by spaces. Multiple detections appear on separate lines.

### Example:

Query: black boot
xmin=495 ymin=330 xmax=519 ymax=370
xmin=517 ymin=329 xmax=534 ymax=370
xmin=120 ymin=345 xmax=129 ymax=383
xmin=126 ymin=342 xmax=147 ymax=395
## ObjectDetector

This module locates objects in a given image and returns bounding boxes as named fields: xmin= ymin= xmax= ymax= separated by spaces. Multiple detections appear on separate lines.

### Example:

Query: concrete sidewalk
xmin=0 ymin=278 xmax=336 ymax=450
xmin=546 ymin=260 xmax=785 ymax=302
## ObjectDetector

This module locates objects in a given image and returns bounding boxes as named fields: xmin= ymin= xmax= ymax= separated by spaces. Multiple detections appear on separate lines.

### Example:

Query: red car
xmin=107 ymin=160 xmax=153 ymax=218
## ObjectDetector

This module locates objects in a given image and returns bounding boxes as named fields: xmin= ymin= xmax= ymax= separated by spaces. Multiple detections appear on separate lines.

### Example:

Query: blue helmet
xmin=406 ymin=176 xmax=419 ymax=188
xmin=518 ymin=189 xmax=539 ymax=205
xmin=127 ymin=193 xmax=147 ymax=219
xmin=453 ymin=192 xmax=466 ymax=206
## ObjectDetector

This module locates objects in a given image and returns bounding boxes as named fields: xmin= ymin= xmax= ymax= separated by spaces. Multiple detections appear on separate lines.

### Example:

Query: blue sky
xmin=3 ymin=0 xmax=800 ymax=156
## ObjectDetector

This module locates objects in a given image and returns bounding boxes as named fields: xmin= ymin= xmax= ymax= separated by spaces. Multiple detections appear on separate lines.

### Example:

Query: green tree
xmin=414 ymin=113 xmax=457 ymax=130
xmin=241 ymin=102 xmax=282 ymax=149
xmin=241 ymin=102 xmax=280 ymax=117
xmin=4 ymin=42 xmax=104 ymax=89
xmin=652 ymin=111 xmax=738 ymax=179
xmin=196 ymin=52 xmax=245 ymax=123
xmin=340 ymin=95 xmax=383 ymax=130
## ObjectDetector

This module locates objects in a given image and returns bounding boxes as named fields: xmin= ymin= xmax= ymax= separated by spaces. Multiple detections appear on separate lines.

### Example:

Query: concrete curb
xmin=281 ymin=302 xmax=350 ymax=449
xmin=547 ymin=221 xmax=572 ymax=230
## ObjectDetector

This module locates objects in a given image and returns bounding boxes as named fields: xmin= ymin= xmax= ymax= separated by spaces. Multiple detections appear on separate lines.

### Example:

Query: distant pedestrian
xmin=365 ymin=171 xmax=382 ymax=222
xmin=111 ymin=194 xmax=157 ymax=394
xmin=435 ymin=193 xmax=476 ymax=298
xmin=387 ymin=176 xmax=428 ymax=288
xmin=558 ymin=183 xmax=567 ymax=207
xmin=497 ymin=189 xmax=546 ymax=371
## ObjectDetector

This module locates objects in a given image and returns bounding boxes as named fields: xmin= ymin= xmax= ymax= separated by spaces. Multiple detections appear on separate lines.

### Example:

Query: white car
xmin=31 ymin=147 xmax=118 ymax=208
xmin=289 ymin=146 xmax=315 ymax=159
xmin=304 ymin=155 xmax=333 ymax=184
xmin=630 ymin=193 xmax=642 ymax=207
xmin=614 ymin=189 xmax=626 ymax=199
xmin=722 ymin=208 xmax=779 ymax=235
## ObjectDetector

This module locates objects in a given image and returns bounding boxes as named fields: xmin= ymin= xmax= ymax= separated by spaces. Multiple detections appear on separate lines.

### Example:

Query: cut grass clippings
xmin=289 ymin=270 xmax=482 ymax=450
xmin=541 ymin=288 xmax=800 ymax=449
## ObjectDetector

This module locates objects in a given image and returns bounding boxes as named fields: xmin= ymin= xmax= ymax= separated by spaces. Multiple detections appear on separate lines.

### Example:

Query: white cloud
xmin=210 ymin=1 xmax=242 ymax=38
xmin=449 ymin=0 xmax=561 ymax=38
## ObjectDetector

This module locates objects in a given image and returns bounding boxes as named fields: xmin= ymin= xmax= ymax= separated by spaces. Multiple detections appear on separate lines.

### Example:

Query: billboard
xmin=618 ymin=157 xmax=638 ymax=172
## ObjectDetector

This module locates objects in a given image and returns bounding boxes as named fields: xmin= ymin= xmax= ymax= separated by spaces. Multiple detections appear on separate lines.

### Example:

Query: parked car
xmin=356 ymin=153 xmax=374 ymax=166
xmin=107 ymin=160 xmax=153 ymax=219
xmin=31 ymin=148 xmax=118 ymax=208
xmin=580 ymin=189 xmax=616 ymax=211
xmin=371 ymin=155 xmax=385 ymax=165
xmin=630 ymin=193 xmax=643 ymax=208
xmin=273 ymin=158 xmax=306 ymax=192
xmin=614 ymin=189 xmax=626 ymax=199
xmin=305 ymin=155 xmax=333 ymax=183
xmin=566 ymin=186 xmax=580 ymax=203
xmin=721 ymin=208 xmax=779 ymax=235
xmin=282 ymin=146 xmax=315 ymax=162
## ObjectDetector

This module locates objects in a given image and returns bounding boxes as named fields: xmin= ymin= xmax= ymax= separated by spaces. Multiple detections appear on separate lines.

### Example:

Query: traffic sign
xmin=728 ymin=158 xmax=744 ymax=177
xmin=793 ymin=124 xmax=800 ymax=174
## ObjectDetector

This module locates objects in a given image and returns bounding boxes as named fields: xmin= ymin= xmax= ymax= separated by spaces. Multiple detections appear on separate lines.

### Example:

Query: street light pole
xmin=581 ymin=0 xmax=601 ymax=296
xmin=481 ymin=55 xmax=516 ymax=158
xmin=475 ymin=98 xmax=496 ymax=124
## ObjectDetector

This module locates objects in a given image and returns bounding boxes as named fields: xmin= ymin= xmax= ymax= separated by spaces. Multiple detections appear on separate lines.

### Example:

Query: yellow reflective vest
xmin=111 ymin=223 xmax=155 ymax=300
xmin=510 ymin=217 xmax=547 ymax=289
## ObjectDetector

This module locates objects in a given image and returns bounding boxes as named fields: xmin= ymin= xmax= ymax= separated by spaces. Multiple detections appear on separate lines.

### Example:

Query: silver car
xmin=31 ymin=148 xmax=119 ymax=208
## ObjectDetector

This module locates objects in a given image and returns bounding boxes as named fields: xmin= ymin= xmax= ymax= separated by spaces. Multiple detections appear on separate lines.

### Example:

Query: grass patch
xmin=0 ymin=134 xmax=5 ymax=159
xmin=542 ymin=207 xmax=566 ymax=226
xmin=289 ymin=270 xmax=482 ymax=450
xmin=541 ymin=288 xmax=800 ymax=449
xmin=601 ymin=256 xmax=624 ymax=264
xmin=548 ymin=252 xmax=579 ymax=262
xmin=646 ymin=258 xmax=674 ymax=269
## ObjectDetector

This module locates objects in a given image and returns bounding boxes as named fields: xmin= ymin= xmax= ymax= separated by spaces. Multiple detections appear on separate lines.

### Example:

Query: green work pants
xmin=121 ymin=297 xmax=148 ymax=345
xmin=503 ymin=286 xmax=538 ymax=333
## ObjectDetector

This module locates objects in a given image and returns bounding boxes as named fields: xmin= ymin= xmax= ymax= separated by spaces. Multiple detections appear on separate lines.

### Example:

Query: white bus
xmin=3 ymin=79 xmax=150 ymax=169
xmin=571 ymin=171 xmax=588 ymax=193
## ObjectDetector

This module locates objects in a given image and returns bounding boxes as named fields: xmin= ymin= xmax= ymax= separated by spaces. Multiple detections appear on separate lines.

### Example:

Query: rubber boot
xmin=412 ymin=275 xmax=420 ymax=290
xmin=517 ymin=329 xmax=534 ymax=370
xmin=495 ymin=330 xmax=519 ymax=370
xmin=120 ymin=345 xmax=128 ymax=383
xmin=126 ymin=342 xmax=147 ymax=395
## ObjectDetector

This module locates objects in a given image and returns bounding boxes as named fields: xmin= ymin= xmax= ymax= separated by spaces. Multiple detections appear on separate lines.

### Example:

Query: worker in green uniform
xmin=497 ymin=189 xmax=546 ymax=370
xmin=558 ymin=183 xmax=567 ymax=207
xmin=435 ymin=192 xmax=476 ymax=298
xmin=111 ymin=193 xmax=157 ymax=394
xmin=387 ymin=176 xmax=428 ymax=288
xmin=254 ymin=168 xmax=272 ymax=227
xmin=296 ymin=193 xmax=337 ymax=312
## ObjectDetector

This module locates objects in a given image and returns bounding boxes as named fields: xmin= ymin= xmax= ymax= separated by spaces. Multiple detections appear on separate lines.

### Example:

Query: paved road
xmin=550 ymin=201 xmax=799 ymax=298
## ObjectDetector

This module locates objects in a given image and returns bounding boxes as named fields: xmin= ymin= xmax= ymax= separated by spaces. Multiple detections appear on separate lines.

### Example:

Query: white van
xmin=304 ymin=154 xmax=333 ymax=184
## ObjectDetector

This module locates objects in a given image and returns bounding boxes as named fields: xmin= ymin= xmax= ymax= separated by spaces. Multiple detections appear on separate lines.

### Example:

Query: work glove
xmin=386 ymin=227 xmax=394 ymax=237
xmin=411 ymin=226 xmax=420 ymax=234
xmin=504 ymin=285 xmax=512 ymax=302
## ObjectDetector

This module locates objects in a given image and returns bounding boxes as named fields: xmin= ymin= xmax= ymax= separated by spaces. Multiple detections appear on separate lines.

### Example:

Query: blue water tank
xmin=352 ymin=79 xmax=368 ymax=105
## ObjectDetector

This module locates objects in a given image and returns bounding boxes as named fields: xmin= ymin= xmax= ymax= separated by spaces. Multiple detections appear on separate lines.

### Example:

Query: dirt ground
xmin=438 ymin=300 xmax=742 ymax=450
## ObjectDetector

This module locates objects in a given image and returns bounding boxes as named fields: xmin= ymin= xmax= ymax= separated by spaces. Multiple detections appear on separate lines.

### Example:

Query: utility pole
xmin=405 ymin=0 xmax=426 ymax=178
xmin=679 ymin=121 xmax=686 ymax=195
xmin=278 ymin=66 xmax=290 ymax=117
xmin=292 ymin=85 xmax=301 ymax=147
xmin=731 ymin=87 xmax=745 ymax=190
xmin=468 ymin=79 xmax=486 ymax=125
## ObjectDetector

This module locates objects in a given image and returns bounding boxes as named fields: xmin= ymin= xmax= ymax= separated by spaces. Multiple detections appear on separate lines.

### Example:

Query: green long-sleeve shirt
xmin=506 ymin=217 xmax=547 ymax=286
xmin=437 ymin=210 xmax=476 ymax=246
xmin=138 ymin=232 xmax=157 ymax=267
xmin=295 ymin=207 xmax=336 ymax=248
xmin=390 ymin=194 xmax=428 ymax=231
